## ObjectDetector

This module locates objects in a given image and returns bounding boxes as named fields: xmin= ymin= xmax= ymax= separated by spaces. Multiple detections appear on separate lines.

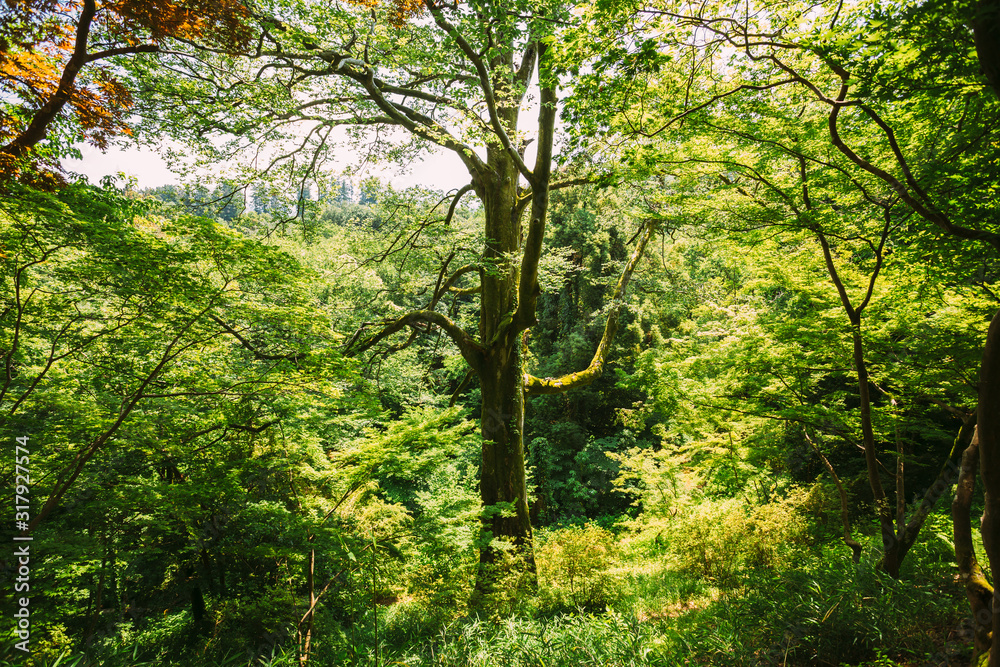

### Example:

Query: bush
xmin=655 ymin=485 xmax=827 ymax=585
xmin=667 ymin=497 xmax=747 ymax=583
xmin=719 ymin=532 xmax=966 ymax=666
xmin=472 ymin=539 xmax=539 ymax=619
xmin=537 ymin=524 xmax=618 ymax=611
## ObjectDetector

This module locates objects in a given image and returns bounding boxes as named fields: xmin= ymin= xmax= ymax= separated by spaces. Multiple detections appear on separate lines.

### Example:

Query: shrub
xmin=472 ymin=538 xmax=539 ymax=619
xmin=660 ymin=485 xmax=828 ymax=584
xmin=537 ymin=524 xmax=618 ymax=611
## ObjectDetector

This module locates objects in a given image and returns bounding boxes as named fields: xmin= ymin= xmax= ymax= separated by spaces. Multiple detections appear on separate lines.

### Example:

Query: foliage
xmin=0 ymin=0 xmax=252 ymax=179
xmin=525 ymin=186 xmax=659 ymax=524
xmin=537 ymin=524 xmax=619 ymax=611
xmin=4 ymin=0 xmax=999 ymax=662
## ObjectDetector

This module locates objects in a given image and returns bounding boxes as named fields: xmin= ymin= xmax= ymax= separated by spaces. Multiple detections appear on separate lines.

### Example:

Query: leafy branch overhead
xmin=0 ymin=0 xmax=253 ymax=180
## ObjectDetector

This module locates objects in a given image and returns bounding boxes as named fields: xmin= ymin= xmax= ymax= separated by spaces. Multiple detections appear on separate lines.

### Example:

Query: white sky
xmin=65 ymin=141 xmax=476 ymax=194
xmin=64 ymin=61 xmax=545 ymax=197
xmin=64 ymin=77 xmax=544 ymax=196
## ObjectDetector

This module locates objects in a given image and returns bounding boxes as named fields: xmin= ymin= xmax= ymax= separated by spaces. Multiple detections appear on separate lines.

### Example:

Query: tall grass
xmin=9 ymin=505 xmax=970 ymax=667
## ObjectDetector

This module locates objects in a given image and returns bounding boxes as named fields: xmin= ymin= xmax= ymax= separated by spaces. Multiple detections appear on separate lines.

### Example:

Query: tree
xmin=573 ymin=0 xmax=1000 ymax=655
xmin=0 ymin=178 xmax=380 ymax=661
xmin=0 ymin=0 xmax=252 ymax=181
xmin=131 ymin=0 xmax=655 ymax=594
xmin=0 ymin=179 xmax=343 ymax=529
xmin=580 ymin=0 xmax=997 ymax=535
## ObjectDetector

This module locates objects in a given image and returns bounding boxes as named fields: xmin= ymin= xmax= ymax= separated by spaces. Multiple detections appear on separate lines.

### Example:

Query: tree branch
xmin=803 ymin=428 xmax=862 ymax=562
xmin=431 ymin=264 xmax=480 ymax=307
xmin=826 ymin=72 xmax=1000 ymax=252
xmin=347 ymin=310 xmax=484 ymax=373
xmin=424 ymin=0 xmax=534 ymax=182
xmin=209 ymin=314 xmax=306 ymax=362
xmin=445 ymin=184 xmax=474 ymax=225
xmin=28 ymin=301 xmax=217 ymax=531
xmin=2 ymin=0 xmax=98 ymax=159
xmin=515 ymin=42 xmax=556 ymax=332
xmin=524 ymin=219 xmax=654 ymax=395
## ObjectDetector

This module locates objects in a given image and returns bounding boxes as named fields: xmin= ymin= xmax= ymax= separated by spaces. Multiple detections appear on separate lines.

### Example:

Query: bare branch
xmin=209 ymin=315 xmax=306 ymax=362
xmin=803 ymin=428 xmax=862 ymax=562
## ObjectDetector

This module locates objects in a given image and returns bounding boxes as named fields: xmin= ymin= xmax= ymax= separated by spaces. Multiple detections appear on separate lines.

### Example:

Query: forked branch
xmin=524 ymin=219 xmax=655 ymax=395
xmin=347 ymin=310 xmax=485 ymax=373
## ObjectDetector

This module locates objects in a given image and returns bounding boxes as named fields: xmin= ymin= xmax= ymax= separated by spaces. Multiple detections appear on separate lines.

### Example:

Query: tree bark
xmin=954 ymin=423 xmax=994 ymax=658
xmin=969 ymin=51 xmax=1000 ymax=667
xmin=847 ymin=323 xmax=903 ymax=575
xmin=972 ymin=0 xmax=1000 ymax=100
xmin=338 ymin=24 xmax=649 ymax=601
xmin=471 ymin=35 xmax=538 ymax=593
xmin=476 ymin=343 xmax=534 ymax=586
xmin=978 ymin=309 xmax=1000 ymax=667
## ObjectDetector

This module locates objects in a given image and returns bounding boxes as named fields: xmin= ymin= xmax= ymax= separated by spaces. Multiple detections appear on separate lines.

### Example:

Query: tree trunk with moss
xmin=475 ymin=133 xmax=537 ymax=586
xmin=953 ymin=423 xmax=993 ymax=659
xmin=977 ymin=310 xmax=1000 ymax=667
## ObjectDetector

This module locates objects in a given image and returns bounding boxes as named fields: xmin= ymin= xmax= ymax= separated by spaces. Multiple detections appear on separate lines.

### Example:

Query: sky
xmin=63 ymin=78 xmax=544 ymax=197
xmin=63 ymin=58 xmax=545 ymax=197
xmin=65 ymin=140 xmax=476 ymax=194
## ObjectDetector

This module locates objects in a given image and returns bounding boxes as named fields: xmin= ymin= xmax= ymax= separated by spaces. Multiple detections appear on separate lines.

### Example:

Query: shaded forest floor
xmin=1 ymin=500 xmax=976 ymax=667
xmin=359 ymin=523 xmax=974 ymax=667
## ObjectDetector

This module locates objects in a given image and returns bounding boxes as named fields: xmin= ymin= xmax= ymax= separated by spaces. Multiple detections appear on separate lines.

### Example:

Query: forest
xmin=1 ymin=0 xmax=999 ymax=665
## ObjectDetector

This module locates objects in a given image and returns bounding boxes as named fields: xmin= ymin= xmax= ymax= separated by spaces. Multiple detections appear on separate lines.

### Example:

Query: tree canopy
xmin=3 ymin=0 xmax=1000 ymax=664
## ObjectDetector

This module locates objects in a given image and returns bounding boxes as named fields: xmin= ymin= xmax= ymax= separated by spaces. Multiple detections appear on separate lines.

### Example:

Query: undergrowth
xmin=8 ymin=498 xmax=972 ymax=667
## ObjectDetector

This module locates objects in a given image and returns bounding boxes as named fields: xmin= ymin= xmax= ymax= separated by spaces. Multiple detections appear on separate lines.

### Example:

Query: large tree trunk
xmin=478 ymin=344 xmax=534 ymax=576
xmin=953 ymin=423 xmax=993 ymax=658
xmin=475 ymin=111 xmax=536 ymax=591
xmin=978 ymin=309 xmax=1000 ymax=666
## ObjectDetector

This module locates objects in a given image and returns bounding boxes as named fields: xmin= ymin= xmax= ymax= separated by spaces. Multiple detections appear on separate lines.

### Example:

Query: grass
xmin=5 ymin=509 xmax=974 ymax=667
xmin=322 ymin=518 xmax=967 ymax=667
xmin=354 ymin=505 xmax=970 ymax=667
